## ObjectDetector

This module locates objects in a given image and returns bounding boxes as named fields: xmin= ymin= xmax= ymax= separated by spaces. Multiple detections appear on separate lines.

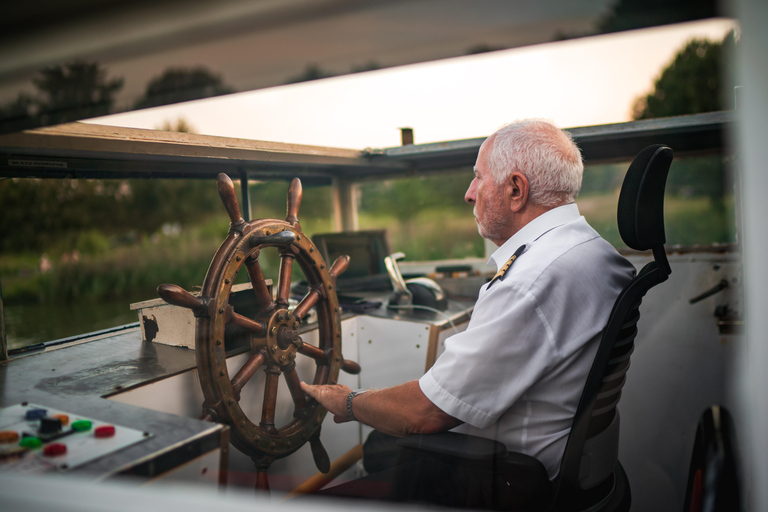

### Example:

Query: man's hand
xmin=300 ymin=382 xmax=353 ymax=423
xmin=301 ymin=380 xmax=463 ymax=436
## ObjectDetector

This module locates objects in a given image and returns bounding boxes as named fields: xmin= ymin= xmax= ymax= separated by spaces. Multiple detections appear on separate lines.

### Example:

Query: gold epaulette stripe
xmin=487 ymin=244 xmax=526 ymax=288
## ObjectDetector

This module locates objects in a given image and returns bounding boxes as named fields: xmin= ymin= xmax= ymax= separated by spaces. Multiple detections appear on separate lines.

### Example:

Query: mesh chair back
xmin=552 ymin=145 xmax=673 ymax=509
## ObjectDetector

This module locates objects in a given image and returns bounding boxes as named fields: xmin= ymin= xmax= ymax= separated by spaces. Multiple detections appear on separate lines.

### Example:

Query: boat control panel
xmin=0 ymin=403 xmax=151 ymax=474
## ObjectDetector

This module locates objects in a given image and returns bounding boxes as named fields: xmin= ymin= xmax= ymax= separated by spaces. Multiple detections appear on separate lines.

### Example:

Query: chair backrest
xmin=552 ymin=145 xmax=673 ymax=508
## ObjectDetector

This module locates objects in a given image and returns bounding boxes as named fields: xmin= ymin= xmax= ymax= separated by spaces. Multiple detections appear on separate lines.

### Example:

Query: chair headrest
xmin=617 ymin=144 xmax=673 ymax=251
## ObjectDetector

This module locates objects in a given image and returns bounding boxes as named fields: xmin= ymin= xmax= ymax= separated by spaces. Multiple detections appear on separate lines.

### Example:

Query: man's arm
xmin=300 ymin=380 xmax=462 ymax=437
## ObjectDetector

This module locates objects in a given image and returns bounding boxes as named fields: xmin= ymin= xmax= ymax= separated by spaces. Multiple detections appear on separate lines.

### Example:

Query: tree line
xmin=0 ymin=63 xmax=233 ymax=134
xmin=1 ymin=26 xmax=734 ymax=255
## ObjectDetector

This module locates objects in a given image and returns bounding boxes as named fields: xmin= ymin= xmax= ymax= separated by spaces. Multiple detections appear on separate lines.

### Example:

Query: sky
xmin=89 ymin=18 xmax=736 ymax=150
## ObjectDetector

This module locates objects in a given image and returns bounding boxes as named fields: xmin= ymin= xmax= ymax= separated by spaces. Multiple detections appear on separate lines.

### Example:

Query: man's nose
xmin=465 ymin=179 xmax=477 ymax=204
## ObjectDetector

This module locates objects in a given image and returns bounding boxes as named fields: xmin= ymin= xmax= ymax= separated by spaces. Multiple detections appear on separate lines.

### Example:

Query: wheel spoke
xmin=283 ymin=366 xmax=308 ymax=410
xmin=157 ymin=284 xmax=208 ymax=316
xmin=329 ymin=254 xmax=351 ymax=282
xmin=285 ymin=178 xmax=302 ymax=226
xmin=231 ymin=352 xmax=266 ymax=401
xmin=256 ymin=470 xmax=271 ymax=491
xmin=260 ymin=367 xmax=280 ymax=431
xmin=216 ymin=173 xmax=244 ymax=227
xmin=226 ymin=307 xmax=266 ymax=334
xmin=298 ymin=340 xmax=360 ymax=374
xmin=276 ymin=253 xmax=295 ymax=308
xmin=292 ymin=288 xmax=321 ymax=320
xmin=298 ymin=341 xmax=326 ymax=362
xmin=309 ymin=431 xmax=331 ymax=473
xmin=244 ymin=253 xmax=273 ymax=310
xmin=341 ymin=358 xmax=361 ymax=375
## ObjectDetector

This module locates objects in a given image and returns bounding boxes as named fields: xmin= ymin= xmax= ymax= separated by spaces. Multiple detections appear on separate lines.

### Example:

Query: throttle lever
xmin=385 ymin=252 xmax=412 ymax=306
xmin=689 ymin=279 xmax=729 ymax=304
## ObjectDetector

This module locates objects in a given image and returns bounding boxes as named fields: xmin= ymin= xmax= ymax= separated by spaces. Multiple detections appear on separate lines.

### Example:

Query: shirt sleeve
xmin=419 ymin=281 xmax=560 ymax=429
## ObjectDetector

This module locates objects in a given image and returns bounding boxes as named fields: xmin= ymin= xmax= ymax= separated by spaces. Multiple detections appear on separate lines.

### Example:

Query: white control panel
xmin=0 ymin=403 xmax=151 ymax=474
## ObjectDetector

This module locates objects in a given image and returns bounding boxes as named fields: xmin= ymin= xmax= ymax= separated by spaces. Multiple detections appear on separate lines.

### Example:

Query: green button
xmin=19 ymin=436 xmax=42 ymax=449
xmin=71 ymin=420 xmax=92 ymax=432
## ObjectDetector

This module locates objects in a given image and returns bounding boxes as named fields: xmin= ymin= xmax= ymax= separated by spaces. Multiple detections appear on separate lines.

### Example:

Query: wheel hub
xmin=261 ymin=309 xmax=301 ymax=366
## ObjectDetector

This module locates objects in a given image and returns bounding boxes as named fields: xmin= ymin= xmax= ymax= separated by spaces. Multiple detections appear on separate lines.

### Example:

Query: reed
xmin=0 ymin=194 xmax=735 ymax=305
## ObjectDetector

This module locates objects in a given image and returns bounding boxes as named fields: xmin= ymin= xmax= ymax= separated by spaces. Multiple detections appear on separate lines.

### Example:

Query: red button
xmin=43 ymin=443 xmax=67 ymax=457
xmin=94 ymin=425 xmax=116 ymax=438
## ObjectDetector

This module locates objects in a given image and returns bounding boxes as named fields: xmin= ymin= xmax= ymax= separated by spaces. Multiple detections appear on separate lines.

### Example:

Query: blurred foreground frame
xmin=0 ymin=0 xmax=722 ymax=136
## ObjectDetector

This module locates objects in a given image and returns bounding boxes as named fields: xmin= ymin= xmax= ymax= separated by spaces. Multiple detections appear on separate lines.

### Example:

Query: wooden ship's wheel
xmin=157 ymin=173 xmax=360 ymax=490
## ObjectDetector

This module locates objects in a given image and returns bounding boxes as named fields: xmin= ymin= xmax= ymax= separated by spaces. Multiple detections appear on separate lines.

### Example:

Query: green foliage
xmin=356 ymin=171 xmax=480 ymax=261
xmin=577 ymin=193 xmax=623 ymax=247
xmin=127 ymin=179 xmax=224 ymax=234
xmin=359 ymin=210 xmax=484 ymax=261
xmin=1 ymin=221 xmax=224 ymax=305
xmin=286 ymin=61 xmax=383 ymax=84
xmin=557 ymin=0 xmax=719 ymax=42
xmin=579 ymin=163 xmax=626 ymax=195
xmin=134 ymin=67 xmax=235 ymax=110
xmin=351 ymin=61 xmax=382 ymax=73
xmin=664 ymin=196 xmax=735 ymax=245
xmin=0 ymin=94 xmax=37 ymax=132
xmin=157 ymin=117 xmax=196 ymax=133
xmin=1 ymin=83 xmax=227 ymax=255
xmin=1 ymin=179 xmax=122 ymax=252
xmin=33 ymin=61 xmax=124 ymax=126
xmin=285 ymin=64 xmax=335 ymax=84
xmin=0 ymin=61 xmax=123 ymax=132
xmin=249 ymin=182 xmax=334 ymax=229
xmin=466 ymin=44 xmax=505 ymax=55
xmin=579 ymin=155 xmax=736 ymax=248
xmin=0 ymin=177 xmax=225 ymax=254
xmin=76 ymin=230 xmax=110 ymax=256
xmin=666 ymin=156 xmax=729 ymax=207
xmin=0 ymin=253 xmax=44 ymax=303
xmin=1 ymin=154 xmax=736 ymax=310
xmin=358 ymin=171 xmax=473 ymax=223
xmin=596 ymin=0 xmax=718 ymax=34
xmin=0 ymin=63 xmax=236 ymax=132
xmin=632 ymin=33 xmax=735 ymax=120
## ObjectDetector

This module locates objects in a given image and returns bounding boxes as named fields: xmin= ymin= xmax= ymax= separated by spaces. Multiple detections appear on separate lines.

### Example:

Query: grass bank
xmin=0 ymin=193 xmax=735 ymax=306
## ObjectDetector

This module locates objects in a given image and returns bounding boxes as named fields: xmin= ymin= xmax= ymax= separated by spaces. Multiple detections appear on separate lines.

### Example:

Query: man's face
xmin=465 ymin=140 xmax=509 ymax=245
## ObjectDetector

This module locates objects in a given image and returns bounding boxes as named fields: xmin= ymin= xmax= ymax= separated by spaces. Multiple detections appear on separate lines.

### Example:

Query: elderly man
xmin=301 ymin=119 xmax=635 ymax=502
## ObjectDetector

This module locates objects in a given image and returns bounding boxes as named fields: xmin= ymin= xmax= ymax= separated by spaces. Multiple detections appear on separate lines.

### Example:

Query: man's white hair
xmin=486 ymin=119 xmax=583 ymax=208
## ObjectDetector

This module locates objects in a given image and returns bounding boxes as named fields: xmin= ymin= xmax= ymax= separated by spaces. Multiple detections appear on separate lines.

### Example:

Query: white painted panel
xmin=357 ymin=316 xmax=432 ymax=391
xmin=619 ymin=253 xmax=741 ymax=512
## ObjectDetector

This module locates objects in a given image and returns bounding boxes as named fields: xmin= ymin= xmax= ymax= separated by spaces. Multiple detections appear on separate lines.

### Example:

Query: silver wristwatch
xmin=346 ymin=390 xmax=366 ymax=421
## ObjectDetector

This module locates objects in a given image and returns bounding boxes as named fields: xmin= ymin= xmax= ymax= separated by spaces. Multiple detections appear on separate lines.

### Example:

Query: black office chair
xmin=391 ymin=144 xmax=674 ymax=511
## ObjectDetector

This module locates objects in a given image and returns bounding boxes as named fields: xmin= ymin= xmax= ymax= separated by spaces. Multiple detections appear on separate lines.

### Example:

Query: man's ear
xmin=506 ymin=172 xmax=530 ymax=213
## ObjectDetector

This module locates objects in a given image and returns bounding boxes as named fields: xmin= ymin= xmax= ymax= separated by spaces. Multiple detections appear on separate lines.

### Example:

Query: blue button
xmin=25 ymin=408 xmax=47 ymax=420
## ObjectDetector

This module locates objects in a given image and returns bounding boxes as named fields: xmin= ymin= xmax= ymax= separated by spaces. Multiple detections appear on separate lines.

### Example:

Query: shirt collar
xmin=488 ymin=203 xmax=582 ymax=271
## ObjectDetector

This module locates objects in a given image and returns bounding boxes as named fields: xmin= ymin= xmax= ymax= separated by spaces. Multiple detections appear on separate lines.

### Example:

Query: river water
xmin=3 ymin=294 xmax=149 ymax=351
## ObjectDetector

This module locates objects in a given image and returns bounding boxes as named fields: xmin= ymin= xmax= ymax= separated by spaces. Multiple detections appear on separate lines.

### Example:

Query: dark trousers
xmin=317 ymin=431 xmax=550 ymax=511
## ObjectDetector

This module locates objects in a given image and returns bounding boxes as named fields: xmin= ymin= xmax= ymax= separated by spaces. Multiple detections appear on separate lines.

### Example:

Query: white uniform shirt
xmin=419 ymin=204 xmax=635 ymax=478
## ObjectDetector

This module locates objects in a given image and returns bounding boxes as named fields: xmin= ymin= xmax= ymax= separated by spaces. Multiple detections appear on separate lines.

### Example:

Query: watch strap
xmin=346 ymin=390 xmax=362 ymax=421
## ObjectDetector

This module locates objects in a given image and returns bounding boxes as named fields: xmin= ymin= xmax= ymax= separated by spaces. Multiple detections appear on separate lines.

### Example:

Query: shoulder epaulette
xmin=487 ymin=244 xmax=526 ymax=288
